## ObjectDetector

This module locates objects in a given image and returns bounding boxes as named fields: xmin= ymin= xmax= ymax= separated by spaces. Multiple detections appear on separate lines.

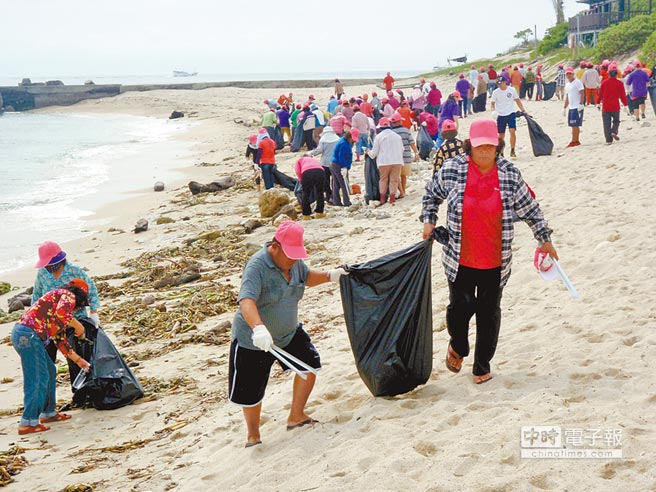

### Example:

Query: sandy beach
xmin=1 ymin=75 xmax=655 ymax=492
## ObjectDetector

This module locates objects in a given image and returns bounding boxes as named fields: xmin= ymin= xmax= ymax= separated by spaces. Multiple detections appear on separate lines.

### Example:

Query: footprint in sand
xmin=330 ymin=471 xmax=347 ymax=478
xmin=599 ymin=460 xmax=636 ymax=480
xmin=399 ymin=399 xmax=419 ymax=410
xmin=622 ymin=336 xmax=640 ymax=346
xmin=583 ymin=333 xmax=606 ymax=343
xmin=322 ymin=389 xmax=344 ymax=401
xmin=414 ymin=441 xmax=438 ymax=457
xmin=528 ymin=474 xmax=555 ymax=490
xmin=445 ymin=415 xmax=461 ymax=427
xmin=579 ymin=359 xmax=593 ymax=367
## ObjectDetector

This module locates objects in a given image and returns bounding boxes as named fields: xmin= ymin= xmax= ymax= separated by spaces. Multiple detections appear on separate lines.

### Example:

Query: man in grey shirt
xmin=230 ymin=221 xmax=346 ymax=448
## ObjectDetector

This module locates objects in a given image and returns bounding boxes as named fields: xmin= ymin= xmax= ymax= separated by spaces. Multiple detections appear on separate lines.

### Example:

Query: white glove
xmin=491 ymin=111 xmax=498 ymax=119
xmin=421 ymin=121 xmax=427 ymax=127
xmin=341 ymin=168 xmax=348 ymax=178
xmin=252 ymin=163 xmax=260 ymax=173
xmin=89 ymin=312 xmax=100 ymax=328
xmin=252 ymin=325 xmax=273 ymax=352
xmin=329 ymin=268 xmax=348 ymax=282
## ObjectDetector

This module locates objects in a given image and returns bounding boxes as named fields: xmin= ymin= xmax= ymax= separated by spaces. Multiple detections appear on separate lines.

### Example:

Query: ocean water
xmin=0 ymin=112 xmax=194 ymax=275
xmin=0 ymin=70 xmax=423 ymax=87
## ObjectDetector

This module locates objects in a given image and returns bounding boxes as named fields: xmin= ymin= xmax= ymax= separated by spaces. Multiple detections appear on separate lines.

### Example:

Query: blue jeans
xmin=433 ymin=128 xmax=444 ymax=149
xmin=11 ymin=324 xmax=57 ymax=426
xmin=261 ymin=164 xmax=276 ymax=190
xmin=355 ymin=134 xmax=370 ymax=155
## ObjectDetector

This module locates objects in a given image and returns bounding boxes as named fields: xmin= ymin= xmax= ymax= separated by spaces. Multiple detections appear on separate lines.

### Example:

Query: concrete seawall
xmin=0 ymin=78 xmax=382 ymax=111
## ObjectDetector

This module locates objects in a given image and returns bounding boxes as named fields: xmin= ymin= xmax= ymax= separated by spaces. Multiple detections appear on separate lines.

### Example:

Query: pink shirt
xmin=295 ymin=156 xmax=324 ymax=180
xmin=330 ymin=113 xmax=347 ymax=134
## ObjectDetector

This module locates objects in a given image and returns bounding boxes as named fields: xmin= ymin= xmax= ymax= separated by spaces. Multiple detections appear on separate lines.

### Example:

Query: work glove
xmin=89 ymin=312 xmax=100 ymax=328
xmin=252 ymin=325 xmax=273 ymax=352
xmin=421 ymin=121 xmax=427 ymax=127
xmin=341 ymin=168 xmax=348 ymax=178
xmin=329 ymin=268 xmax=348 ymax=282
xmin=491 ymin=111 xmax=498 ymax=119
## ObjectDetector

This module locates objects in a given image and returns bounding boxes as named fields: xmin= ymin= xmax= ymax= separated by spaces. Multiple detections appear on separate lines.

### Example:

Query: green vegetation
xmin=537 ymin=23 xmax=568 ymax=55
xmin=641 ymin=31 xmax=656 ymax=68
xmin=594 ymin=13 xmax=656 ymax=60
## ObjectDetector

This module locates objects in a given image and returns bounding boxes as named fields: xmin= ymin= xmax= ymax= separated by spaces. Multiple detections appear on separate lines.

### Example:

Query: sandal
xmin=40 ymin=413 xmax=72 ymax=423
xmin=445 ymin=345 xmax=463 ymax=373
xmin=474 ymin=374 xmax=493 ymax=384
xmin=18 ymin=423 xmax=50 ymax=435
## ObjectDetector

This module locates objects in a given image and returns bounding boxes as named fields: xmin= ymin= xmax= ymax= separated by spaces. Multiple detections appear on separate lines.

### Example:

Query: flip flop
xmin=286 ymin=418 xmax=319 ymax=431
xmin=474 ymin=374 xmax=493 ymax=385
xmin=18 ymin=423 xmax=50 ymax=435
xmin=445 ymin=345 xmax=463 ymax=373
xmin=40 ymin=413 xmax=72 ymax=423
xmin=244 ymin=440 xmax=262 ymax=448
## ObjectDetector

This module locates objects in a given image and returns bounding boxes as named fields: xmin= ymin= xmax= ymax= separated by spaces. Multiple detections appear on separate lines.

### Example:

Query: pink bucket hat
xmin=349 ymin=127 xmax=360 ymax=140
xmin=377 ymin=117 xmax=391 ymax=128
xmin=274 ymin=221 xmax=308 ymax=260
xmin=389 ymin=112 xmax=403 ymax=123
xmin=35 ymin=241 xmax=65 ymax=268
xmin=469 ymin=119 xmax=499 ymax=147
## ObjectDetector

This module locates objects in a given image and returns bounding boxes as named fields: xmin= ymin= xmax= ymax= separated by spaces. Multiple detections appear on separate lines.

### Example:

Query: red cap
xmin=349 ymin=128 xmax=360 ymax=140
xmin=580 ymin=61 xmax=586 ymax=67
xmin=469 ymin=119 xmax=499 ymax=147
xmin=451 ymin=91 xmax=462 ymax=100
xmin=371 ymin=91 xmax=377 ymax=96
xmin=274 ymin=221 xmax=308 ymax=260
xmin=378 ymin=117 xmax=391 ymax=128
xmin=565 ymin=66 xmax=575 ymax=74
xmin=471 ymin=65 xmax=476 ymax=69
xmin=520 ymin=63 xmax=524 ymax=67
xmin=458 ymin=73 xmax=465 ymax=78
xmin=248 ymin=134 xmax=257 ymax=145
xmin=390 ymin=112 xmax=403 ymax=123
xmin=441 ymin=119 xmax=457 ymax=132
xmin=308 ymin=94 xmax=315 ymax=100
xmin=35 ymin=241 xmax=65 ymax=268
xmin=352 ymin=104 xmax=360 ymax=110
xmin=381 ymin=97 xmax=388 ymax=103
xmin=68 ymin=278 xmax=89 ymax=295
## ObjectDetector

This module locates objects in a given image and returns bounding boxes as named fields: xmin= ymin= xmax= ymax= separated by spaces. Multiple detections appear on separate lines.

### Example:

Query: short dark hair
xmin=65 ymin=285 xmax=89 ymax=307
xmin=463 ymin=138 xmax=505 ymax=157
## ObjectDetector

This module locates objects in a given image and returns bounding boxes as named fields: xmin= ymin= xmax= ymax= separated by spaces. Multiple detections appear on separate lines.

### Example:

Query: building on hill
xmin=568 ymin=0 xmax=653 ymax=46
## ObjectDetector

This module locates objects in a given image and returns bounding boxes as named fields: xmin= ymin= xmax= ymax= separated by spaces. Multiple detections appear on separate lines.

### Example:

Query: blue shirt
xmin=32 ymin=262 xmax=100 ymax=318
xmin=232 ymin=245 xmax=309 ymax=351
xmin=327 ymin=98 xmax=339 ymax=115
xmin=331 ymin=137 xmax=353 ymax=169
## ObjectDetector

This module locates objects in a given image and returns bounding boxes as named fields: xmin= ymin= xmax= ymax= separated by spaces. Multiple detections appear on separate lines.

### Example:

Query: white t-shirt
xmin=565 ymin=79 xmax=585 ymax=109
xmin=491 ymin=86 xmax=519 ymax=116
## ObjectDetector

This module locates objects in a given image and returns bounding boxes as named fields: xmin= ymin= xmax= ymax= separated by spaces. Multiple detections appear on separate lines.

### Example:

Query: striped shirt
xmin=421 ymin=154 xmax=553 ymax=287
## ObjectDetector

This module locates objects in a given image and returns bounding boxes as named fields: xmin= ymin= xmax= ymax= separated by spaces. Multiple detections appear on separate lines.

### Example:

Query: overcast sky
xmin=2 ymin=0 xmax=587 ymax=77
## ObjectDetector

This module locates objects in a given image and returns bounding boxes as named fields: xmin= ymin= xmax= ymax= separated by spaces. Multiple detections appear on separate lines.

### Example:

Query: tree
xmin=515 ymin=28 xmax=534 ymax=45
xmin=552 ymin=0 xmax=565 ymax=24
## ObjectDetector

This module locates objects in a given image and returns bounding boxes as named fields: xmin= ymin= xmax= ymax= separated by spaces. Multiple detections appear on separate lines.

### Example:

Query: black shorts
xmin=228 ymin=325 xmax=321 ymax=406
xmin=632 ymin=96 xmax=646 ymax=106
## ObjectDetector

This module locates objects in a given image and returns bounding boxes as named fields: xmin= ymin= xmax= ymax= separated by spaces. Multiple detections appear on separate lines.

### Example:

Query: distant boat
xmin=173 ymin=70 xmax=198 ymax=77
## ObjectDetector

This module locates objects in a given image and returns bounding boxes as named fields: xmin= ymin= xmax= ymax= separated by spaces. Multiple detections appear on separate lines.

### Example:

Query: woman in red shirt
xmin=257 ymin=128 xmax=277 ymax=190
xmin=11 ymin=279 xmax=91 ymax=434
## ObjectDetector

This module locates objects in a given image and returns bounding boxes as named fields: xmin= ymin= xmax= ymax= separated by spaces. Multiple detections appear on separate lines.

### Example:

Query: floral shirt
xmin=32 ymin=262 xmax=100 ymax=318
xmin=20 ymin=289 xmax=76 ymax=357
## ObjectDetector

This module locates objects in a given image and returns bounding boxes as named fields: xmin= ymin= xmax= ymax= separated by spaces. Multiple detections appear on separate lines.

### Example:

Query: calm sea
xmin=0 ymin=112 xmax=194 ymax=275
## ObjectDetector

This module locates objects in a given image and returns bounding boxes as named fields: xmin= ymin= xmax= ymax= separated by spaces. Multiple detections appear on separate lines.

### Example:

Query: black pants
xmin=302 ymin=129 xmax=316 ymax=150
xmin=301 ymin=168 xmax=325 ymax=216
xmin=323 ymin=166 xmax=332 ymax=201
xmin=446 ymin=266 xmax=503 ymax=376
xmin=602 ymin=111 xmax=620 ymax=143
xmin=525 ymin=82 xmax=534 ymax=99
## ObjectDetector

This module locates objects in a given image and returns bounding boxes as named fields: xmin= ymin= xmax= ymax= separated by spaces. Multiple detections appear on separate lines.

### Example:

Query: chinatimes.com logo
xmin=520 ymin=426 xmax=623 ymax=459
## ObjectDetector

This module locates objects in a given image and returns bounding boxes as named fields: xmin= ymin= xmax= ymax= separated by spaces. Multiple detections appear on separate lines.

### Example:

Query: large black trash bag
xmin=543 ymin=81 xmax=556 ymax=101
xmin=290 ymin=125 xmax=304 ymax=152
xmin=273 ymin=169 xmax=297 ymax=191
xmin=522 ymin=113 xmax=554 ymax=157
xmin=64 ymin=318 xmax=97 ymax=390
xmin=650 ymin=85 xmax=656 ymax=114
xmin=273 ymin=126 xmax=285 ymax=150
xmin=72 ymin=328 xmax=144 ymax=410
xmin=364 ymin=154 xmax=380 ymax=204
xmin=339 ymin=239 xmax=434 ymax=397
xmin=416 ymin=127 xmax=433 ymax=160
xmin=472 ymin=93 xmax=487 ymax=113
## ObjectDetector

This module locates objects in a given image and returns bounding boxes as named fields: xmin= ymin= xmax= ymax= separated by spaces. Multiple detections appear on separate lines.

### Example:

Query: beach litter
xmin=0 ymin=446 xmax=29 ymax=487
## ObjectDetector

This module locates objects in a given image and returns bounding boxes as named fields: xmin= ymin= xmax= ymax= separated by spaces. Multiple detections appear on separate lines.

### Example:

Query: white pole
xmin=551 ymin=259 xmax=579 ymax=299
xmin=271 ymin=345 xmax=319 ymax=375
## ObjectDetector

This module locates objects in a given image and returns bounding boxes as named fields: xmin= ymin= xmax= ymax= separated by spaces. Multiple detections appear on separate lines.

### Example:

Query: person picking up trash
xmin=421 ymin=119 xmax=558 ymax=385
xmin=229 ymin=221 xmax=348 ymax=448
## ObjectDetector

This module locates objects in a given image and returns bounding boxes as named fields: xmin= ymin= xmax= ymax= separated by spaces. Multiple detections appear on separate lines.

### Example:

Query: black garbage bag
xmin=519 ymin=79 xmax=527 ymax=99
xmin=340 ymin=239 xmax=434 ymax=397
xmin=72 ymin=328 xmax=144 ymax=410
xmin=522 ymin=113 xmax=554 ymax=157
xmin=364 ymin=154 xmax=380 ymax=204
xmin=472 ymin=93 xmax=487 ymax=113
xmin=290 ymin=125 xmax=304 ymax=152
xmin=63 ymin=318 xmax=97 ymax=390
xmin=273 ymin=169 xmax=297 ymax=191
xmin=650 ymin=85 xmax=656 ymax=114
xmin=543 ymin=82 xmax=556 ymax=101
xmin=416 ymin=127 xmax=433 ymax=160
xmin=273 ymin=126 xmax=285 ymax=150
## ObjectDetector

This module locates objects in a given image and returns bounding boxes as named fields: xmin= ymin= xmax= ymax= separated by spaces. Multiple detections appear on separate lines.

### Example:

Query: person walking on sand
xmin=490 ymin=76 xmax=527 ymax=158
xmin=257 ymin=128 xmax=277 ymax=189
xmin=330 ymin=129 xmax=359 ymax=207
xmin=421 ymin=119 xmax=557 ymax=384
xmin=597 ymin=63 xmax=628 ymax=145
xmin=334 ymin=78 xmax=344 ymax=100
xmin=555 ymin=64 xmax=566 ymax=101
xmin=351 ymin=105 xmax=371 ymax=161
xmin=390 ymin=112 xmax=419 ymax=198
xmin=535 ymin=64 xmax=544 ymax=101
xmin=582 ymin=62 xmax=600 ymax=107
xmin=435 ymin=92 xmax=461 ymax=148
xmin=524 ymin=66 xmax=536 ymax=100
xmin=383 ymin=71 xmax=395 ymax=91
xmin=510 ymin=66 xmax=523 ymax=96
xmin=625 ymin=61 xmax=651 ymax=121
xmin=229 ymin=221 xmax=348 ymax=448
xmin=455 ymin=73 xmax=471 ymax=117
xmin=564 ymin=66 xmax=585 ymax=148
xmin=367 ymin=117 xmax=404 ymax=206
xmin=308 ymin=126 xmax=340 ymax=202
xmin=277 ymin=105 xmax=291 ymax=144
xmin=12 ymin=279 xmax=92 ymax=435
xmin=487 ymin=64 xmax=498 ymax=96
xmin=426 ymin=82 xmax=442 ymax=117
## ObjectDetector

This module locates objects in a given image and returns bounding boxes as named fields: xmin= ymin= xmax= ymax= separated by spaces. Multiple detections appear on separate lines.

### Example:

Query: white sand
xmin=1 ymin=78 xmax=655 ymax=491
